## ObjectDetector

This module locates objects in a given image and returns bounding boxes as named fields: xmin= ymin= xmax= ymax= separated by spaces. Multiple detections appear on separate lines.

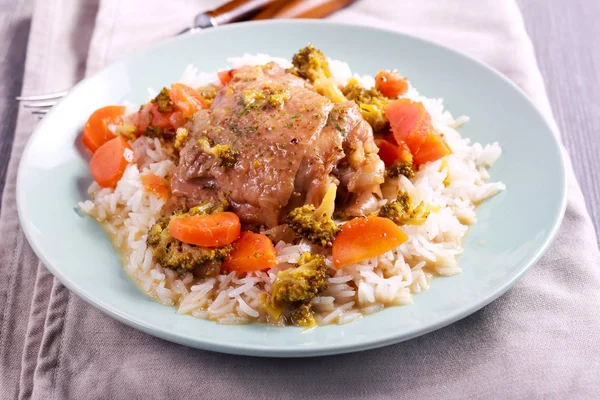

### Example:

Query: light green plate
xmin=17 ymin=21 xmax=566 ymax=357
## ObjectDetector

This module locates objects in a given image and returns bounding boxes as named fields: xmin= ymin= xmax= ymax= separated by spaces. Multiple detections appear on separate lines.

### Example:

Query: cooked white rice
xmin=80 ymin=55 xmax=505 ymax=326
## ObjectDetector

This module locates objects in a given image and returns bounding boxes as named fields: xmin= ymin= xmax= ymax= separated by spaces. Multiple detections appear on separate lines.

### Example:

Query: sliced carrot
xmin=222 ymin=231 xmax=277 ymax=273
xmin=375 ymin=70 xmax=409 ymax=98
xmin=218 ymin=69 xmax=236 ymax=86
xmin=384 ymin=98 xmax=431 ymax=155
xmin=148 ymin=104 xmax=175 ymax=128
xmin=150 ymin=104 xmax=183 ymax=128
xmin=82 ymin=105 xmax=125 ymax=153
xmin=385 ymin=99 xmax=451 ymax=165
xmin=134 ymin=103 xmax=168 ymax=132
xmin=413 ymin=131 xmax=452 ymax=166
xmin=169 ymin=110 xmax=187 ymax=128
xmin=332 ymin=216 xmax=408 ymax=268
xmin=89 ymin=136 xmax=132 ymax=188
xmin=133 ymin=103 xmax=186 ymax=134
xmin=132 ymin=104 xmax=152 ymax=133
xmin=141 ymin=174 xmax=169 ymax=200
xmin=169 ymin=212 xmax=241 ymax=248
xmin=375 ymin=138 xmax=413 ymax=167
xmin=169 ymin=83 xmax=208 ymax=118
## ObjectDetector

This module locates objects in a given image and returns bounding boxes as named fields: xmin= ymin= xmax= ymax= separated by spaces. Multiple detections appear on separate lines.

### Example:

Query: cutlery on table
xmin=17 ymin=0 xmax=355 ymax=115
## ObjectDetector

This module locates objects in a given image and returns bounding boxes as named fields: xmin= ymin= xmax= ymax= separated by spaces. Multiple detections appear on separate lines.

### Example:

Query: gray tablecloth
xmin=1 ymin=0 xmax=599 ymax=398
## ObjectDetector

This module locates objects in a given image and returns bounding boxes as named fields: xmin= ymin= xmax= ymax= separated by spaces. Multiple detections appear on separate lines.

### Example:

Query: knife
xmin=252 ymin=0 xmax=356 ymax=19
xmin=177 ymin=0 xmax=279 ymax=35
xmin=178 ymin=0 xmax=356 ymax=35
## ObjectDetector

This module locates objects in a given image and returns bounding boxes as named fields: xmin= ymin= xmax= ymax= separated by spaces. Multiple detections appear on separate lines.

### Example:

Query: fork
xmin=16 ymin=0 xmax=278 ymax=116
xmin=17 ymin=0 xmax=355 ymax=117
xmin=16 ymin=91 xmax=69 ymax=115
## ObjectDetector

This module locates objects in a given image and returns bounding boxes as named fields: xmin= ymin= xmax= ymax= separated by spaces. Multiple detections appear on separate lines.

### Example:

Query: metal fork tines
xmin=17 ymin=90 xmax=69 ymax=115
xmin=16 ymin=90 xmax=68 ymax=102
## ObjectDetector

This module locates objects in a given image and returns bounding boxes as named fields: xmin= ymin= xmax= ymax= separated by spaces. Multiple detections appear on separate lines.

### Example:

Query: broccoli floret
xmin=291 ymin=45 xmax=346 ymax=103
xmin=287 ymin=302 xmax=316 ymax=327
xmin=271 ymin=252 xmax=329 ymax=304
xmin=242 ymin=89 xmax=267 ymax=106
xmin=342 ymin=78 xmax=382 ymax=102
xmin=386 ymin=161 xmax=415 ymax=179
xmin=147 ymin=218 xmax=231 ymax=273
xmin=197 ymin=137 xmax=239 ymax=168
xmin=174 ymin=127 xmax=189 ymax=149
xmin=378 ymin=192 xmax=411 ymax=224
xmin=146 ymin=201 xmax=231 ymax=273
xmin=140 ymin=97 xmax=177 ymax=141
xmin=292 ymin=44 xmax=331 ymax=82
xmin=237 ymin=88 xmax=291 ymax=116
xmin=212 ymin=145 xmax=238 ymax=168
xmin=153 ymin=87 xmax=175 ymax=113
xmin=268 ymin=91 xmax=290 ymax=108
xmin=185 ymin=200 xmax=228 ymax=216
xmin=342 ymin=78 xmax=390 ymax=133
xmin=287 ymin=183 xmax=340 ymax=247
xmin=378 ymin=191 xmax=430 ymax=225
xmin=332 ymin=209 xmax=352 ymax=221
xmin=143 ymin=124 xmax=174 ymax=139
xmin=115 ymin=124 xmax=137 ymax=141
xmin=264 ymin=252 xmax=329 ymax=327
xmin=142 ymin=125 xmax=178 ymax=159
xmin=195 ymin=85 xmax=219 ymax=106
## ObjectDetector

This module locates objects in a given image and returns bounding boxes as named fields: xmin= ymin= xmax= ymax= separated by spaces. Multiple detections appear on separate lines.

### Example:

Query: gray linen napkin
xmin=2 ymin=0 xmax=599 ymax=399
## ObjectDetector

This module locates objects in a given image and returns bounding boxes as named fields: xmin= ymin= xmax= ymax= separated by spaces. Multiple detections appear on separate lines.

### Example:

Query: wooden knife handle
xmin=206 ymin=0 xmax=279 ymax=25
xmin=253 ymin=0 xmax=355 ymax=20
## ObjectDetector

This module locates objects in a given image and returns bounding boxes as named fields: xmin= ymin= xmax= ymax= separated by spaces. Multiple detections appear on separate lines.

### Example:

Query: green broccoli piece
xmin=185 ymin=200 xmax=228 ymax=216
xmin=292 ymin=44 xmax=332 ymax=82
xmin=195 ymin=85 xmax=219 ymax=106
xmin=342 ymin=78 xmax=390 ymax=133
xmin=197 ymin=137 xmax=239 ymax=168
xmin=332 ymin=209 xmax=352 ymax=222
xmin=386 ymin=161 xmax=415 ymax=179
xmin=146 ymin=201 xmax=231 ymax=273
xmin=291 ymin=45 xmax=346 ymax=103
xmin=287 ymin=183 xmax=340 ymax=247
xmin=264 ymin=252 xmax=329 ymax=327
xmin=260 ymin=253 xmax=331 ymax=327
xmin=378 ymin=192 xmax=411 ymax=224
xmin=143 ymin=125 xmax=175 ymax=139
xmin=141 ymin=99 xmax=176 ymax=141
xmin=287 ymin=302 xmax=317 ymax=327
xmin=174 ymin=127 xmax=189 ymax=149
xmin=378 ymin=191 xmax=430 ymax=226
xmin=153 ymin=87 xmax=175 ymax=113
xmin=271 ymin=252 xmax=329 ymax=304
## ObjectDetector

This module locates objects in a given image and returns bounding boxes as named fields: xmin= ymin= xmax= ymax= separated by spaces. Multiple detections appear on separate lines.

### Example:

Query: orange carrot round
xmin=147 ymin=103 xmax=175 ymax=128
xmin=141 ymin=174 xmax=169 ymax=200
xmin=169 ymin=212 xmax=241 ymax=248
xmin=412 ymin=131 xmax=452 ymax=166
xmin=222 ymin=231 xmax=277 ymax=273
xmin=82 ymin=105 xmax=125 ymax=153
xmin=132 ymin=104 xmax=152 ymax=134
xmin=89 ymin=136 xmax=132 ymax=188
xmin=168 ymin=110 xmax=187 ymax=128
xmin=218 ymin=69 xmax=236 ymax=86
xmin=375 ymin=70 xmax=409 ymax=98
xmin=375 ymin=138 xmax=413 ymax=167
xmin=332 ymin=216 xmax=408 ymax=268
xmin=384 ymin=98 xmax=431 ymax=155
xmin=385 ymin=99 xmax=451 ymax=165
xmin=169 ymin=83 xmax=208 ymax=118
xmin=133 ymin=103 xmax=186 ymax=134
